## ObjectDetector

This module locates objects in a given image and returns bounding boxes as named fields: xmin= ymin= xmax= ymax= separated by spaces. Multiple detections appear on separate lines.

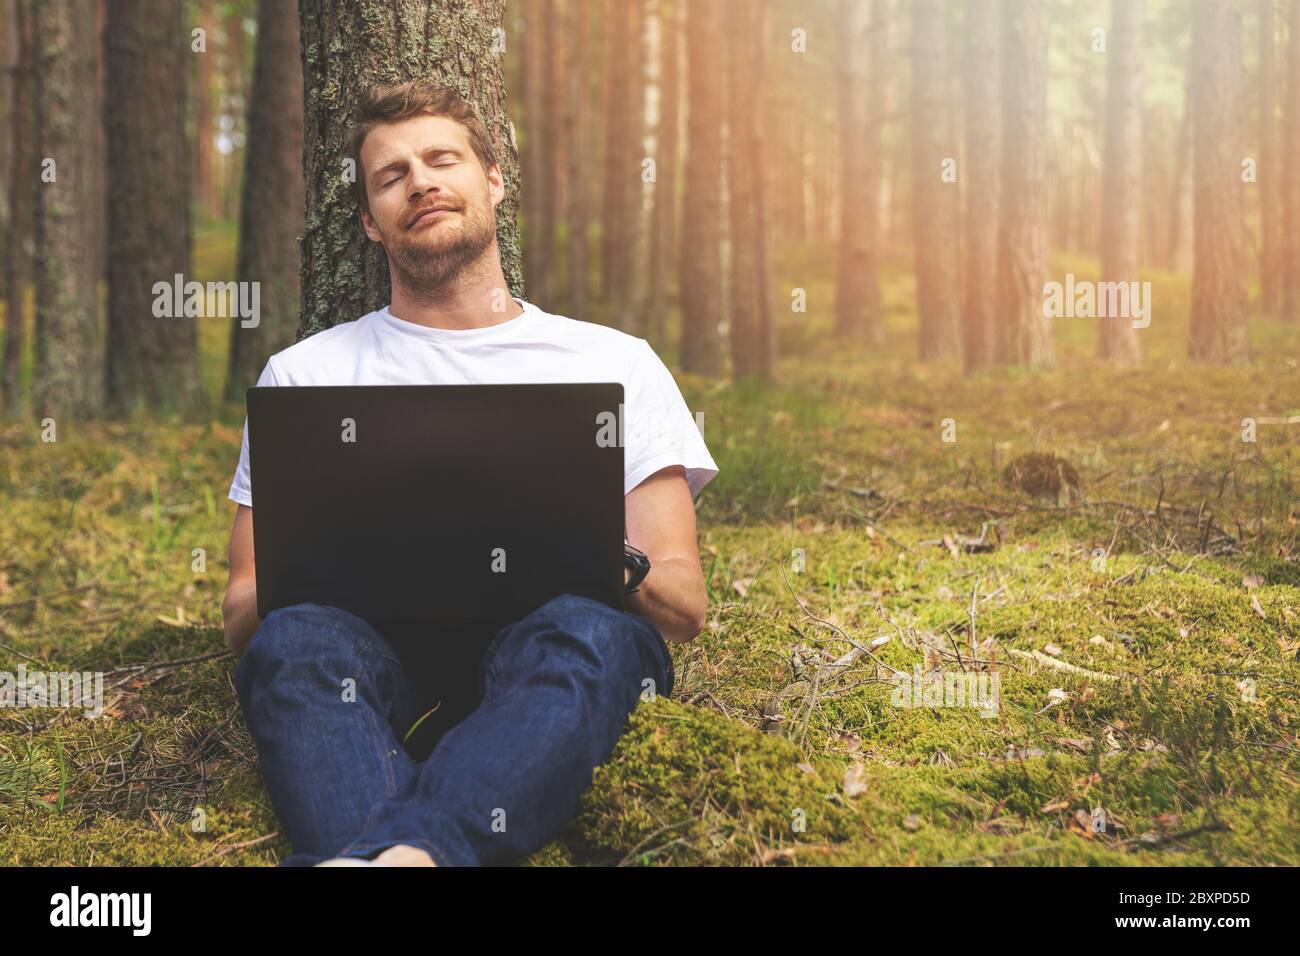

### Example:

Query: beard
xmin=379 ymin=195 xmax=498 ymax=298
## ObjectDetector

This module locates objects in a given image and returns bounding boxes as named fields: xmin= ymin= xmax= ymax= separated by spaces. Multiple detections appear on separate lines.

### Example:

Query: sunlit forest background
xmin=0 ymin=0 xmax=1297 ymax=867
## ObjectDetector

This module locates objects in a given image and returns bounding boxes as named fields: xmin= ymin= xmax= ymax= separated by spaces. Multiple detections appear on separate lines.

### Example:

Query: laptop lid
xmin=246 ymin=383 xmax=626 ymax=629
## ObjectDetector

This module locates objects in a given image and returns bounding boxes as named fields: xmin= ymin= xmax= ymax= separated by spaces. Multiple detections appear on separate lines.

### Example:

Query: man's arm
xmin=624 ymin=465 xmax=708 ymax=643
xmin=222 ymin=504 xmax=262 ymax=657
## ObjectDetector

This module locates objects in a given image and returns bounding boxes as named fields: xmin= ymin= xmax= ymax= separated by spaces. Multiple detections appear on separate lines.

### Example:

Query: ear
xmin=360 ymin=207 xmax=382 ymax=243
xmin=487 ymin=162 xmax=505 ymax=208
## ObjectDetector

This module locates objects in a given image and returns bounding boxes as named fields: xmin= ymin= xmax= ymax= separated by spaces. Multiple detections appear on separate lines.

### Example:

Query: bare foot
xmin=373 ymin=844 xmax=437 ymax=866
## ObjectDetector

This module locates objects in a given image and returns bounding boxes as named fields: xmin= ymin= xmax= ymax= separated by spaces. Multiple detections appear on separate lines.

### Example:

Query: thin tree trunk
xmin=600 ymin=0 xmax=636 ymax=315
xmin=1259 ymin=0 xmax=1280 ymax=314
xmin=678 ymin=0 xmax=722 ymax=374
xmin=195 ymin=0 xmax=219 ymax=220
xmin=297 ymin=0 xmax=521 ymax=337
xmin=726 ymin=0 xmax=766 ymax=380
xmin=835 ymin=0 xmax=884 ymax=344
xmin=224 ymin=0 xmax=304 ymax=402
xmin=995 ymin=0 xmax=1053 ymax=367
xmin=2 ymin=0 xmax=32 ymax=417
xmin=639 ymin=0 xmax=679 ymax=347
xmin=33 ymin=0 xmax=105 ymax=418
xmin=753 ymin=2 xmax=774 ymax=379
xmin=521 ymin=0 xmax=549 ymax=306
xmin=106 ymin=0 xmax=200 ymax=415
xmin=911 ymin=0 xmax=961 ymax=360
xmin=1189 ymin=0 xmax=1248 ymax=361
xmin=1098 ymin=0 xmax=1143 ymax=364
xmin=1284 ymin=0 xmax=1300 ymax=321
xmin=962 ymin=0 xmax=998 ymax=372
xmin=567 ymin=0 xmax=590 ymax=321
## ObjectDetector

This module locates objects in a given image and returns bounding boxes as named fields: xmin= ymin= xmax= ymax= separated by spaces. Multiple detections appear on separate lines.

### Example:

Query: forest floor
xmin=1 ymin=234 xmax=1298 ymax=865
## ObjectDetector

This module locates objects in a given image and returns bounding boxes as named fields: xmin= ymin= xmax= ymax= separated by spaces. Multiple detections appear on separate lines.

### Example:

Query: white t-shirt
xmin=227 ymin=296 xmax=719 ymax=508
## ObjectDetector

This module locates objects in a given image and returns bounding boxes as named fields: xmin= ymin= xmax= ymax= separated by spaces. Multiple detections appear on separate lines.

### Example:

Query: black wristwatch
xmin=624 ymin=542 xmax=651 ymax=593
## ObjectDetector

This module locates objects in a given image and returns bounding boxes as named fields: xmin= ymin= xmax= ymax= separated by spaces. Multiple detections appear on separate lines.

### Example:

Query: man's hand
xmin=222 ymin=504 xmax=262 ymax=656
xmin=623 ymin=465 xmax=708 ymax=643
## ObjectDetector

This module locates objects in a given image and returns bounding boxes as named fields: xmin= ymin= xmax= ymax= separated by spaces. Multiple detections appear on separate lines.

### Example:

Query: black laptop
xmin=246 ymin=383 xmax=626 ymax=632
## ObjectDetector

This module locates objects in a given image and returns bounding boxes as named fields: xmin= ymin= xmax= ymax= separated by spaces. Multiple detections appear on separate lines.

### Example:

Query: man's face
xmin=359 ymin=114 xmax=502 ymax=292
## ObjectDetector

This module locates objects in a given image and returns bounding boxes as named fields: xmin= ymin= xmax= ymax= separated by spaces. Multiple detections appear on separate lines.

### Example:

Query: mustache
xmin=405 ymin=200 xmax=462 ymax=229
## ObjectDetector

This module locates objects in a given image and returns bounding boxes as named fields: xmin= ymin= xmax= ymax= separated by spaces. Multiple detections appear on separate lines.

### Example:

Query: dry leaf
xmin=843 ymin=763 xmax=868 ymax=798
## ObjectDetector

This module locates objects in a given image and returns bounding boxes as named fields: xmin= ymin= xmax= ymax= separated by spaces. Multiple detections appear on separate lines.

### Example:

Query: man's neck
xmin=388 ymin=255 xmax=523 ymax=330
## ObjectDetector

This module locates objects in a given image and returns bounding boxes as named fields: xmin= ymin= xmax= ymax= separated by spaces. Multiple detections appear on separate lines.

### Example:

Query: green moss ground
xmin=1 ymin=236 xmax=1297 ymax=864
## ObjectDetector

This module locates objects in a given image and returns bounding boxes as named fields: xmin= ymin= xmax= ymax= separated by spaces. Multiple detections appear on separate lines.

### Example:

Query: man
xmin=223 ymin=80 xmax=718 ymax=867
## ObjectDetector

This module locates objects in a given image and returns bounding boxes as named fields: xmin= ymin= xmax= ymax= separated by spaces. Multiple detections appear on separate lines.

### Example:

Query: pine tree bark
xmin=105 ymin=0 xmax=201 ymax=415
xmin=911 ymin=0 xmax=961 ymax=361
xmin=679 ymin=0 xmax=722 ymax=375
xmin=297 ymin=0 xmax=521 ymax=338
xmin=1259 ymin=0 xmax=1280 ymax=314
xmin=224 ymin=0 xmax=304 ymax=402
xmin=1098 ymin=0 xmax=1143 ymax=365
xmin=835 ymin=0 xmax=884 ymax=344
xmin=962 ymin=0 xmax=998 ymax=372
xmin=2 ymin=0 xmax=33 ymax=417
xmin=1284 ymin=0 xmax=1300 ymax=321
xmin=995 ymin=0 xmax=1054 ymax=367
xmin=1189 ymin=0 xmax=1248 ymax=361
xmin=33 ymin=0 xmax=105 ymax=418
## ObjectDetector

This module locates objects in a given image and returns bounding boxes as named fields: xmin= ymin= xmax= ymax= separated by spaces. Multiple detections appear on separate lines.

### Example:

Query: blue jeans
xmin=233 ymin=593 xmax=674 ymax=866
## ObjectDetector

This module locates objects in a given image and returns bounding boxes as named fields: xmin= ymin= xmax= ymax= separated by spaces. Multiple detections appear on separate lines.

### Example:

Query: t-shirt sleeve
xmin=227 ymin=359 xmax=282 ymax=508
xmin=624 ymin=339 xmax=720 ymax=499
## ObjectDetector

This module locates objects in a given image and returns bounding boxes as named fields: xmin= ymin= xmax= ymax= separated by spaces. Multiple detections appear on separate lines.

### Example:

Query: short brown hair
xmin=347 ymin=80 xmax=499 ymax=214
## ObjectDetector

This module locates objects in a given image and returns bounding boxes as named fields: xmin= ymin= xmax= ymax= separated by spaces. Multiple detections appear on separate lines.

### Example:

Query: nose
xmin=407 ymin=160 xmax=442 ymax=199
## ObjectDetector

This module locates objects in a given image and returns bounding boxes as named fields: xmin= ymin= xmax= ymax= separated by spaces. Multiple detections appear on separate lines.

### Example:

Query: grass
xmin=0 ymin=237 xmax=1297 ymax=865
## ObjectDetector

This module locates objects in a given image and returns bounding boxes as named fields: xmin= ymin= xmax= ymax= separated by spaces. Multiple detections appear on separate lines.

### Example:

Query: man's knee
xmin=237 ymin=602 xmax=395 ymax=689
xmin=490 ymin=593 xmax=667 ymax=694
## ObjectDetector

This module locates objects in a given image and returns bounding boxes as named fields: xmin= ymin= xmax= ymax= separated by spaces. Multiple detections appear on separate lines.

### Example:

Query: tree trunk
xmin=752 ymin=3 xmax=774 ymax=379
xmin=105 ymin=0 xmax=201 ymax=415
xmin=728 ymin=0 xmax=764 ymax=379
xmin=542 ymin=0 xmax=563 ymax=315
xmin=678 ymin=0 xmax=722 ymax=374
xmin=638 ymin=0 xmax=680 ymax=347
xmin=1189 ymin=0 xmax=1248 ymax=361
xmin=297 ymin=0 xmax=521 ymax=338
xmin=2 ymin=0 xmax=33 ymax=417
xmin=1285 ymin=0 xmax=1300 ymax=321
xmin=195 ymin=0 xmax=219 ymax=220
xmin=33 ymin=0 xmax=105 ymax=418
xmin=835 ymin=0 xmax=884 ymax=344
xmin=1098 ymin=0 xmax=1143 ymax=364
xmin=521 ymin=0 xmax=549 ymax=306
xmin=224 ymin=0 xmax=304 ymax=403
xmin=1259 ymin=0 xmax=1280 ymax=314
xmin=566 ymin=0 xmax=590 ymax=321
xmin=961 ymin=0 xmax=998 ymax=371
xmin=600 ymin=0 xmax=641 ymax=320
xmin=995 ymin=0 xmax=1053 ymax=368
xmin=911 ymin=0 xmax=961 ymax=361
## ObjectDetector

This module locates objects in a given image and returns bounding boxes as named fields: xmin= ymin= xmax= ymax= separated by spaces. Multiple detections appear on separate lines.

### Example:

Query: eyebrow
xmin=369 ymin=147 xmax=466 ymax=183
